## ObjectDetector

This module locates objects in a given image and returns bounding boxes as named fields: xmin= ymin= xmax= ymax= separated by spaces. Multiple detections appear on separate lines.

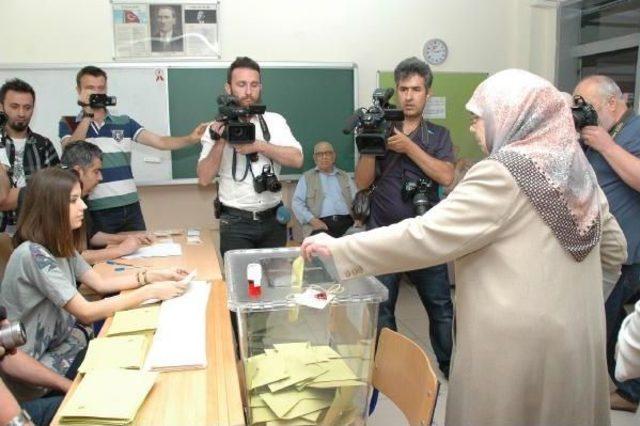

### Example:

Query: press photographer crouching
xmin=353 ymin=57 xmax=455 ymax=378
xmin=0 ymin=305 xmax=70 ymax=426
xmin=197 ymin=57 xmax=303 ymax=258
xmin=573 ymin=75 xmax=640 ymax=413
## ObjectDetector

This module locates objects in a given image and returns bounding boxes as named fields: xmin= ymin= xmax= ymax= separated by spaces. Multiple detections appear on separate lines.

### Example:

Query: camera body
xmin=89 ymin=93 xmax=117 ymax=109
xmin=253 ymin=164 xmax=281 ymax=193
xmin=216 ymin=94 xmax=267 ymax=144
xmin=571 ymin=95 xmax=598 ymax=130
xmin=401 ymin=178 xmax=435 ymax=216
xmin=0 ymin=111 xmax=7 ymax=128
xmin=0 ymin=305 xmax=26 ymax=351
xmin=344 ymin=88 xmax=404 ymax=156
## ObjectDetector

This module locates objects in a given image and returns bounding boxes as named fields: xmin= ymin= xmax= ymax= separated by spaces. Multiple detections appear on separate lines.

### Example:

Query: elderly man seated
xmin=293 ymin=141 xmax=356 ymax=238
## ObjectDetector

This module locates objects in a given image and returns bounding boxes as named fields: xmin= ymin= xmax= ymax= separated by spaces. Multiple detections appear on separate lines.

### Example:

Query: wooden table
xmin=52 ymin=230 xmax=245 ymax=425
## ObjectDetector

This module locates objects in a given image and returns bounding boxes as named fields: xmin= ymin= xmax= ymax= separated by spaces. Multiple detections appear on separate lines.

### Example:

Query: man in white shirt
xmin=197 ymin=56 xmax=303 ymax=259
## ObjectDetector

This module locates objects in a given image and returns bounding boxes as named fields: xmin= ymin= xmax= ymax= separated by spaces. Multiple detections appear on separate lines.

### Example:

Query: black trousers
xmin=310 ymin=215 xmax=354 ymax=238
xmin=219 ymin=210 xmax=287 ymax=358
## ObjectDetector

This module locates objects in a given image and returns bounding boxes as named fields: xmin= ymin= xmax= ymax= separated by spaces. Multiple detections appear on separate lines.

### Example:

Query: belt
xmin=320 ymin=215 xmax=352 ymax=222
xmin=221 ymin=204 xmax=280 ymax=221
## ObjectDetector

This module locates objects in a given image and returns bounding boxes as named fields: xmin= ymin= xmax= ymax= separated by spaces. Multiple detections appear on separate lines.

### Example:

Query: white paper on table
xmin=138 ymin=270 xmax=198 ymax=307
xmin=143 ymin=281 xmax=210 ymax=371
xmin=122 ymin=243 xmax=182 ymax=259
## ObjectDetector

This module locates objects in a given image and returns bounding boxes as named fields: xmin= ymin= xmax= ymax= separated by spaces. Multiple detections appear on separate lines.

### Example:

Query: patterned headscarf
xmin=466 ymin=69 xmax=601 ymax=261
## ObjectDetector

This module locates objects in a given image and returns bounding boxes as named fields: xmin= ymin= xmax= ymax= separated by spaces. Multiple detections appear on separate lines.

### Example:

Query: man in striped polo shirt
xmin=59 ymin=66 xmax=206 ymax=233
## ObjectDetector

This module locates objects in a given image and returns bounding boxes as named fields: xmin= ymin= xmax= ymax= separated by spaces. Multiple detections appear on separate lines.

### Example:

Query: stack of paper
xmin=78 ymin=335 xmax=152 ymax=373
xmin=122 ymin=242 xmax=182 ymax=259
xmin=58 ymin=369 xmax=157 ymax=425
xmin=245 ymin=342 xmax=367 ymax=424
xmin=144 ymin=281 xmax=210 ymax=371
xmin=106 ymin=305 xmax=160 ymax=336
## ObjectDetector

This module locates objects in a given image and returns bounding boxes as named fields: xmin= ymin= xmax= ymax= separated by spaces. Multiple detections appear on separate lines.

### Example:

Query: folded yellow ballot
xmin=78 ymin=335 xmax=151 ymax=373
xmin=59 ymin=369 xmax=157 ymax=425
xmin=106 ymin=305 xmax=160 ymax=336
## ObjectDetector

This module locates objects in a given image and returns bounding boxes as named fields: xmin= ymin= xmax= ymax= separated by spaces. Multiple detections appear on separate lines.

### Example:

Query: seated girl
xmin=0 ymin=167 xmax=187 ymax=400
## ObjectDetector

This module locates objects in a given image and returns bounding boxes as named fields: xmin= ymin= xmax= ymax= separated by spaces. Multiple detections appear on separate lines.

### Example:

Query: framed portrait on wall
xmin=111 ymin=0 xmax=220 ymax=60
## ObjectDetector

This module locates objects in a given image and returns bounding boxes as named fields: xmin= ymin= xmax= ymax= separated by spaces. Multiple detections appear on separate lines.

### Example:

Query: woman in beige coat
xmin=302 ymin=69 xmax=627 ymax=425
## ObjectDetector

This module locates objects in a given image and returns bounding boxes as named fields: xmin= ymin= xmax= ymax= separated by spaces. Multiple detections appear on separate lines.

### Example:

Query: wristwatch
xmin=6 ymin=409 xmax=32 ymax=426
xmin=81 ymin=111 xmax=94 ymax=119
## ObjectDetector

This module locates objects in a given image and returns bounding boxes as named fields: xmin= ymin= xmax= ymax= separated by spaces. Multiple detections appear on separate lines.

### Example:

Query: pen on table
xmin=106 ymin=260 xmax=148 ymax=269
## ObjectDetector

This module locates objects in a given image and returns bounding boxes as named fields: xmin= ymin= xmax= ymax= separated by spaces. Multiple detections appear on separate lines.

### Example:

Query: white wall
xmin=0 ymin=0 xmax=557 ymax=105
xmin=0 ymin=0 xmax=559 ymax=232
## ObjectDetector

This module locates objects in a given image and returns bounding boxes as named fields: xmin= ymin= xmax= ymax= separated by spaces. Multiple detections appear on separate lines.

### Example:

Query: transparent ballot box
xmin=225 ymin=247 xmax=388 ymax=425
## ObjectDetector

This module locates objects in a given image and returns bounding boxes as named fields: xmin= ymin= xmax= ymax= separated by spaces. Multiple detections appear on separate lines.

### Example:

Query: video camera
xmin=0 ymin=305 xmax=26 ymax=351
xmin=571 ymin=95 xmax=598 ymax=130
xmin=214 ymin=94 xmax=266 ymax=144
xmin=343 ymin=88 xmax=405 ymax=156
xmin=401 ymin=178 xmax=436 ymax=216
xmin=0 ymin=111 xmax=7 ymax=128
xmin=77 ymin=94 xmax=117 ymax=109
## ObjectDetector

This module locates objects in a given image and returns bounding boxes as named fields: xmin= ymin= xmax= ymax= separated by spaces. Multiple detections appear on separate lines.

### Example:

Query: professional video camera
xmin=215 ymin=94 xmax=266 ymax=144
xmin=401 ymin=178 xmax=436 ymax=216
xmin=343 ymin=88 xmax=405 ymax=155
xmin=253 ymin=164 xmax=281 ymax=193
xmin=0 ymin=305 xmax=26 ymax=351
xmin=571 ymin=95 xmax=598 ymax=130
xmin=0 ymin=111 xmax=7 ymax=128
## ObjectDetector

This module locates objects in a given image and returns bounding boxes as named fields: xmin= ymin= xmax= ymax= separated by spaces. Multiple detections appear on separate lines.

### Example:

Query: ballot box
xmin=225 ymin=247 xmax=388 ymax=425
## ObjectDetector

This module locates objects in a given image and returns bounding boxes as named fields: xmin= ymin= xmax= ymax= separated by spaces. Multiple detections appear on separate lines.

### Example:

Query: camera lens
xmin=0 ymin=321 xmax=27 ymax=350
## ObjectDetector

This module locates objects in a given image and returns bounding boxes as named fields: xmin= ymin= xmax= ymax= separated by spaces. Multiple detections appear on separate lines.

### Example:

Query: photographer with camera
xmin=60 ymin=66 xmax=207 ymax=233
xmin=0 ymin=306 xmax=72 ymax=426
xmin=573 ymin=75 xmax=640 ymax=413
xmin=197 ymin=57 xmax=303 ymax=258
xmin=0 ymin=79 xmax=60 ymax=235
xmin=354 ymin=57 xmax=455 ymax=378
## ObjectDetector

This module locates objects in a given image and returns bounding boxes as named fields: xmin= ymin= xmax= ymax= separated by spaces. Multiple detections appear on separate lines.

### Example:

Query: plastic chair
xmin=371 ymin=327 xmax=440 ymax=426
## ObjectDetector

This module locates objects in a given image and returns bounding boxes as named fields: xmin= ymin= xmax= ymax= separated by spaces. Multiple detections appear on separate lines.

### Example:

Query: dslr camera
xmin=253 ymin=164 xmax=281 ymax=193
xmin=0 ymin=305 xmax=26 ymax=351
xmin=401 ymin=178 xmax=435 ymax=216
xmin=0 ymin=111 xmax=7 ymax=128
xmin=343 ymin=88 xmax=405 ymax=156
xmin=88 ymin=94 xmax=117 ymax=109
xmin=571 ymin=95 xmax=598 ymax=130
xmin=215 ymin=94 xmax=266 ymax=144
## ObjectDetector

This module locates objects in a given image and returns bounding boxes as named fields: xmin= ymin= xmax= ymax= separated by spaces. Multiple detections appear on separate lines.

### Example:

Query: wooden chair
xmin=372 ymin=328 xmax=440 ymax=426
xmin=0 ymin=233 xmax=13 ymax=281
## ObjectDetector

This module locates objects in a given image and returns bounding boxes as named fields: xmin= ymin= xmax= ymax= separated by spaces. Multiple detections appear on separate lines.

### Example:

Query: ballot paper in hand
xmin=58 ymin=369 xmax=157 ymax=425
xmin=122 ymin=242 xmax=182 ymax=259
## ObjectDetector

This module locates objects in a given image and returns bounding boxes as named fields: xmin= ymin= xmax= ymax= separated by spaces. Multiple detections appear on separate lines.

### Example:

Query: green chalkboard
xmin=168 ymin=66 xmax=356 ymax=179
xmin=378 ymin=71 xmax=488 ymax=161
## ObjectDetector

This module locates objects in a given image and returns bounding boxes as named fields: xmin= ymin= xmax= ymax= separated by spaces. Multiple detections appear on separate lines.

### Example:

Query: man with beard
xmin=197 ymin=56 xmax=303 ymax=258
xmin=0 ymin=78 xmax=59 ymax=233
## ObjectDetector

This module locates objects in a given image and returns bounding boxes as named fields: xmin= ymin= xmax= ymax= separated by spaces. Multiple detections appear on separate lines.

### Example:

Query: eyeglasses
xmin=314 ymin=151 xmax=334 ymax=157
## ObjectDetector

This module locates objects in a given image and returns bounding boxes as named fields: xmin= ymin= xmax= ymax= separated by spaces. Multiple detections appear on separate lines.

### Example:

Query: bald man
xmin=574 ymin=75 xmax=640 ymax=412
xmin=292 ymin=141 xmax=356 ymax=238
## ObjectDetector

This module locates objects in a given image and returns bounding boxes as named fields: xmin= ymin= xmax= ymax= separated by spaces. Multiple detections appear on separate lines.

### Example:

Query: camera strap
xmin=231 ymin=115 xmax=273 ymax=182
xmin=609 ymin=109 xmax=634 ymax=139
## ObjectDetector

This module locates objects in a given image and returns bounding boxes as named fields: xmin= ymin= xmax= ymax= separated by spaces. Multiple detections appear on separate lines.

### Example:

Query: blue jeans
xmin=606 ymin=263 xmax=640 ymax=402
xmin=376 ymin=264 xmax=454 ymax=377
xmin=90 ymin=201 xmax=146 ymax=234
xmin=21 ymin=396 xmax=63 ymax=426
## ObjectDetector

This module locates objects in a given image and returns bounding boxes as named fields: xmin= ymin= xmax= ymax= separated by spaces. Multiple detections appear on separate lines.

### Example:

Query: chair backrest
xmin=0 ymin=233 xmax=13 ymax=282
xmin=372 ymin=328 xmax=440 ymax=426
